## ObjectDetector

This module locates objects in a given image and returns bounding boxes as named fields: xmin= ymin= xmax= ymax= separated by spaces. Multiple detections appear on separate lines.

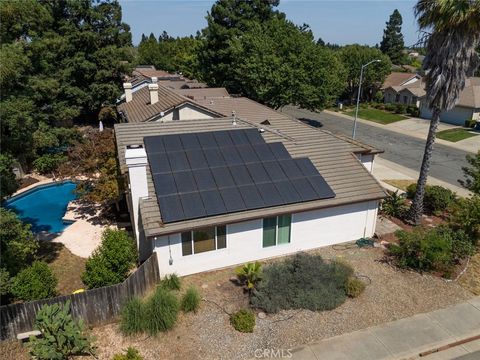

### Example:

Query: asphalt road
xmin=281 ymin=107 xmax=472 ymax=187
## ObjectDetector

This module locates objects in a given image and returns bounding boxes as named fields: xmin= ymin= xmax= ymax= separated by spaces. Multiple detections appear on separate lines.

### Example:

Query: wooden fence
xmin=0 ymin=253 xmax=160 ymax=340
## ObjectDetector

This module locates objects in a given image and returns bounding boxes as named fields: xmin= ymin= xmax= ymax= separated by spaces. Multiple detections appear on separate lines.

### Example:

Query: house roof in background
xmin=382 ymin=72 xmax=420 ymax=89
xmin=132 ymin=67 xmax=179 ymax=79
xmin=115 ymin=117 xmax=386 ymax=237
xmin=175 ymin=87 xmax=230 ymax=100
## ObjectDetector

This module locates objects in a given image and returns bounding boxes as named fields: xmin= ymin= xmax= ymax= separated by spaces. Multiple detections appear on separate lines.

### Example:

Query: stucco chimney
xmin=125 ymin=145 xmax=148 ymax=250
xmin=148 ymin=83 xmax=159 ymax=105
xmin=123 ymin=83 xmax=133 ymax=103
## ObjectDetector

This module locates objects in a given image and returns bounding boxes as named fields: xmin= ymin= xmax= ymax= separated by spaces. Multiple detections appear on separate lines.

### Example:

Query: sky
xmin=119 ymin=0 xmax=421 ymax=47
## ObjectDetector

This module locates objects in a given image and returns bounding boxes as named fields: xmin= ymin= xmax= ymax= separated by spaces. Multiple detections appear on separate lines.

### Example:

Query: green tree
xmin=380 ymin=9 xmax=406 ymax=64
xmin=409 ymin=0 xmax=480 ymax=225
xmin=0 ymin=208 xmax=39 ymax=276
xmin=230 ymin=18 xmax=346 ymax=110
xmin=11 ymin=261 xmax=57 ymax=301
xmin=0 ymin=154 xmax=18 ymax=199
xmin=198 ymin=0 xmax=281 ymax=91
xmin=459 ymin=151 xmax=480 ymax=195
xmin=339 ymin=45 xmax=391 ymax=102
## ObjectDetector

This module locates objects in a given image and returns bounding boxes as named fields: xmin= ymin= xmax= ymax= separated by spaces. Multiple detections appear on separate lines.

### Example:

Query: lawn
xmin=383 ymin=179 xmax=416 ymax=191
xmin=345 ymin=108 xmax=408 ymax=124
xmin=436 ymin=128 xmax=479 ymax=142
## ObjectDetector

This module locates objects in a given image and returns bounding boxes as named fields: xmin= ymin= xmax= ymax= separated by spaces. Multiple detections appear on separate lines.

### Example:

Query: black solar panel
xmin=145 ymin=129 xmax=335 ymax=223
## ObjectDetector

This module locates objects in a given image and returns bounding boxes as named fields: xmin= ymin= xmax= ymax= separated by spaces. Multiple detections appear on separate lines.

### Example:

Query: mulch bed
xmin=17 ymin=176 xmax=39 ymax=190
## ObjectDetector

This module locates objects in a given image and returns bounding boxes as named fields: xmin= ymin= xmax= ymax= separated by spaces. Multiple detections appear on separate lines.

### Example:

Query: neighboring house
xmin=117 ymin=82 xmax=222 ymax=123
xmin=382 ymin=72 xmax=422 ymax=90
xmin=419 ymin=77 xmax=480 ymax=125
xmin=114 ymin=114 xmax=386 ymax=276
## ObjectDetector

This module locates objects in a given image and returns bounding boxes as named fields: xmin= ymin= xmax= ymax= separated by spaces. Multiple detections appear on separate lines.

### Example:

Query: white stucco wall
xmin=357 ymin=154 xmax=374 ymax=173
xmin=152 ymin=103 xmax=214 ymax=122
xmin=420 ymin=105 xmax=474 ymax=126
xmin=152 ymin=200 xmax=379 ymax=276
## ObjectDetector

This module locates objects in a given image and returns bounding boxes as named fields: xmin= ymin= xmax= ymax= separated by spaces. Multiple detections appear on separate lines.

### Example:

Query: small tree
xmin=0 ymin=154 xmax=18 ymax=199
xmin=81 ymin=229 xmax=137 ymax=289
xmin=459 ymin=151 xmax=480 ymax=195
xmin=0 ymin=208 xmax=38 ymax=276
xmin=28 ymin=301 xmax=95 ymax=359
xmin=380 ymin=9 xmax=406 ymax=64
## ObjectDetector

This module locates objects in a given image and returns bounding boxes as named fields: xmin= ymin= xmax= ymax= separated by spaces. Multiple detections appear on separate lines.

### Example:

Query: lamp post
xmin=352 ymin=59 xmax=381 ymax=139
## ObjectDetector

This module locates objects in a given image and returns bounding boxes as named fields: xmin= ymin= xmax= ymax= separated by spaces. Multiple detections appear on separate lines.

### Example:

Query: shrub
xmin=181 ymin=286 xmax=201 ymax=313
xmin=230 ymin=309 xmax=255 ymax=333
xmin=0 ymin=153 xmax=18 ymax=199
xmin=406 ymin=106 xmax=420 ymax=117
xmin=405 ymin=184 xmax=456 ymax=214
xmin=385 ymin=103 xmax=396 ymax=112
xmin=144 ymin=287 xmax=178 ymax=335
xmin=394 ymin=104 xmax=406 ymax=114
xmin=465 ymin=119 xmax=476 ymax=128
xmin=389 ymin=226 xmax=474 ymax=277
xmin=459 ymin=151 xmax=480 ymax=195
xmin=28 ymin=301 xmax=95 ymax=359
xmin=345 ymin=277 xmax=366 ymax=298
xmin=251 ymin=253 xmax=353 ymax=313
xmin=112 ymin=347 xmax=144 ymax=360
xmin=235 ymin=262 xmax=262 ymax=290
xmin=449 ymin=195 xmax=480 ymax=241
xmin=32 ymin=154 xmax=67 ymax=174
xmin=11 ymin=261 xmax=57 ymax=301
xmin=381 ymin=191 xmax=407 ymax=218
xmin=0 ymin=268 xmax=11 ymax=299
xmin=374 ymin=91 xmax=384 ymax=103
xmin=82 ymin=229 xmax=137 ymax=289
xmin=120 ymin=298 xmax=145 ymax=336
xmin=160 ymin=273 xmax=181 ymax=291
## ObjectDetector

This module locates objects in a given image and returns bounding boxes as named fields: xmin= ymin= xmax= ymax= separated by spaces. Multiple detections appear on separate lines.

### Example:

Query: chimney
xmin=125 ymin=145 xmax=148 ymax=254
xmin=151 ymin=76 xmax=158 ymax=83
xmin=148 ymin=83 xmax=159 ymax=105
xmin=123 ymin=82 xmax=132 ymax=103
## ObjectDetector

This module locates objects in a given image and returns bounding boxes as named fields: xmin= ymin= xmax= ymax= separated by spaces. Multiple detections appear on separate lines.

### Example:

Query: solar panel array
xmin=144 ymin=129 xmax=335 ymax=223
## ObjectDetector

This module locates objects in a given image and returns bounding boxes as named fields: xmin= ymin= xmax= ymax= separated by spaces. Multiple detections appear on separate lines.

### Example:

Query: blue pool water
xmin=5 ymin=181 xmax=78 ymax=233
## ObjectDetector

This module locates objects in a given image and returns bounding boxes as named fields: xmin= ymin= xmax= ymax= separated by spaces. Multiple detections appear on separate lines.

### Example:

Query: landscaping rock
xmin=257 ymin=312 xmax=266 ymax=319
xmin=201 ymin=283 xmax=208 ymax=289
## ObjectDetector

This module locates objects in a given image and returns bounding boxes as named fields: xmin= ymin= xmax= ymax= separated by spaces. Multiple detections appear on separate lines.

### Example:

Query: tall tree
xmin=198 ymin=0 xmax=281 ymax=92
xmin=339 ymin=45 xmax=391 ymax=102
xmin=231 ymin=18 xmax=346 ymax=110
xmin=409 ymin=0 xmax=480 ymax=225
xmin=380 ymin=9 xmax=405 ymax=64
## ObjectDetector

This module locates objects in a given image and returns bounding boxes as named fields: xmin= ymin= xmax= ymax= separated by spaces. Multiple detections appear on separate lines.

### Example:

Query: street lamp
xmin=352 ymin=59 xmax=381 ymax=139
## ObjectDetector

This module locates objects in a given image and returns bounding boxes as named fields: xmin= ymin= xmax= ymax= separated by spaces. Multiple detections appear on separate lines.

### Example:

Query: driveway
xmin=281 ymin=107 xmax=475 ymax=188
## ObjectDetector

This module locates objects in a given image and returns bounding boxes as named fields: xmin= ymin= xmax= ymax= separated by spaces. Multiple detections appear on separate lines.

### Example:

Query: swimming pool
xmin=4 ymin=181 xmax=78 ymax=233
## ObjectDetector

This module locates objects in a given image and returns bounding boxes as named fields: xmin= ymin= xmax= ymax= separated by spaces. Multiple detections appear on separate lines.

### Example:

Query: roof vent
xmin=258 ymin=128 xmax=265 ymax=133
xmin=151 ymin=76 xmax=158 ymax=83
xmin=232 ymin=110 xmax=237 ymax=126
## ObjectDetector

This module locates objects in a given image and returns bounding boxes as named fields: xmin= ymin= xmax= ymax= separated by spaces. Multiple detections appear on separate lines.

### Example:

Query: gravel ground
xmin=87 ymin=245 xmax=473 ymax=360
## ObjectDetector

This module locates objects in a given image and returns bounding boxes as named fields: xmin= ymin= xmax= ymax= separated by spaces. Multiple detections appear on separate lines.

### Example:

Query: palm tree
xmin=409 ymin=0 xmax=480 ymax=225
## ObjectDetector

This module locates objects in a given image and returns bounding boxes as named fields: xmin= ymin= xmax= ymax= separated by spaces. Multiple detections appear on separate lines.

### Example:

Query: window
xmin=395 ymin=94 xmax=400 ymax=102
xmin=263 ymin=215 xmax=291 ymax=247
xmin=181 ymin=225 xmax=226 ymax=256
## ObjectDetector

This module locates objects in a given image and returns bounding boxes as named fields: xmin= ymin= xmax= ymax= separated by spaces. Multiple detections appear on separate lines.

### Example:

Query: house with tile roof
xmin=115 ymin=95 xmax=386 ymax=275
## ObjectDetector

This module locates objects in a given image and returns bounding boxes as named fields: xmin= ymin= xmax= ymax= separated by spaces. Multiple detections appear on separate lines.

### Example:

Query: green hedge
xmin=230 ymin=309 xmax=255 ymax=333
xmin=406 ymin=184 xmax=456 ymax=215
xmin=11 ymin=261 xmax=57 ymax=301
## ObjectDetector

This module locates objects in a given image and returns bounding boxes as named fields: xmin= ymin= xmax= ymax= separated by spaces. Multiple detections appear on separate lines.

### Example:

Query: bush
xmin=465 ymin=119 xmax=476 ymax=128
xmin=160 ymin=274 xmax=181 ymax=291
xmin=230 ymin=309 xmax=255 ymax=333
xmin=235 ymin=262 xmax=262 ymax=290
xmin=11 ymin=261 xmax=57 ymax=301
xmin=449 ymin=195 xmax=480 ymax=241
xmin=120 ymin=298 xmax=145 ymax=336
xmin=0 ymin=153 xmax=18 ymax=199
xmin=251 ymin=253 xmax=353 ymax=313
xmin=345 ymin=277 xmax=366 ymax=298
xmin=374 ymin=91 xmax=384 ymax=103
xmin=0 ymin=268 xmax=11 ymax=299
xmin=406 ymin=106 xmax=420 ymax=117
xmin=145 ymin=287 xmax=178 ymax=335
xmin=384 ymin=103 xmax=396 ymax=112
xmin=28 ymin=300 xmax=95 ymax=359
xmin=181 ymin=286 xmax=201 ymax=313
xmin=459 ymin=151 xmax=480 ymax=195
xmin=394 ymin=104 xmax=407 ymax=114
xmin=32 ymin=154 xmax=67 ymax=174
xmin=389 ymin=226 xmax=474 ymax=277
xmin=112 ymin=347 xmax=144 ymax=360
xmin=381 ymin=191 xmax=407 ymax=218
xmin=405 ymin=184 xmax=456 ymax=214
xmin=82 ymin=229 xmax=137 ymax=289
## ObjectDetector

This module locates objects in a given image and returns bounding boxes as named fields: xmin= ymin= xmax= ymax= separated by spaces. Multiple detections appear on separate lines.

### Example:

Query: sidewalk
xmin=324 ymin=110 xmax=479 ymax=153
xmin=289 ymin=297 xmax=480 ymax=360
xmin=373 ymin=157 xmax=471 ymax=197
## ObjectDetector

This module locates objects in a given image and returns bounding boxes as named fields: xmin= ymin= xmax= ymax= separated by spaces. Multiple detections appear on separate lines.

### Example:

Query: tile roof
xmin=175 ymin=87 xmax=230 ymax=100
xmin=115 ymin=117 xmax=386 ymax=237
xmin=382 ymin=72 xmax=420 ymax=89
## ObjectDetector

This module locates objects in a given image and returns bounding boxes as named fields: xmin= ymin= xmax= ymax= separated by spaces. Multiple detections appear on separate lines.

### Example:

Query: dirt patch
xmin=0 ymin=340 xmax=30 ymax=360
xmin=459 ymin=252 xmax=480 ymax=295
xmin=18 ymin=176 xmax=39 ymax=190
xmin=38 ymin=242 xmax=87 ymax=295
xmin=384 ymin=179 xmax=415 ymax=191
xmin=89 ymin=245 xmax=474 ymax=360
